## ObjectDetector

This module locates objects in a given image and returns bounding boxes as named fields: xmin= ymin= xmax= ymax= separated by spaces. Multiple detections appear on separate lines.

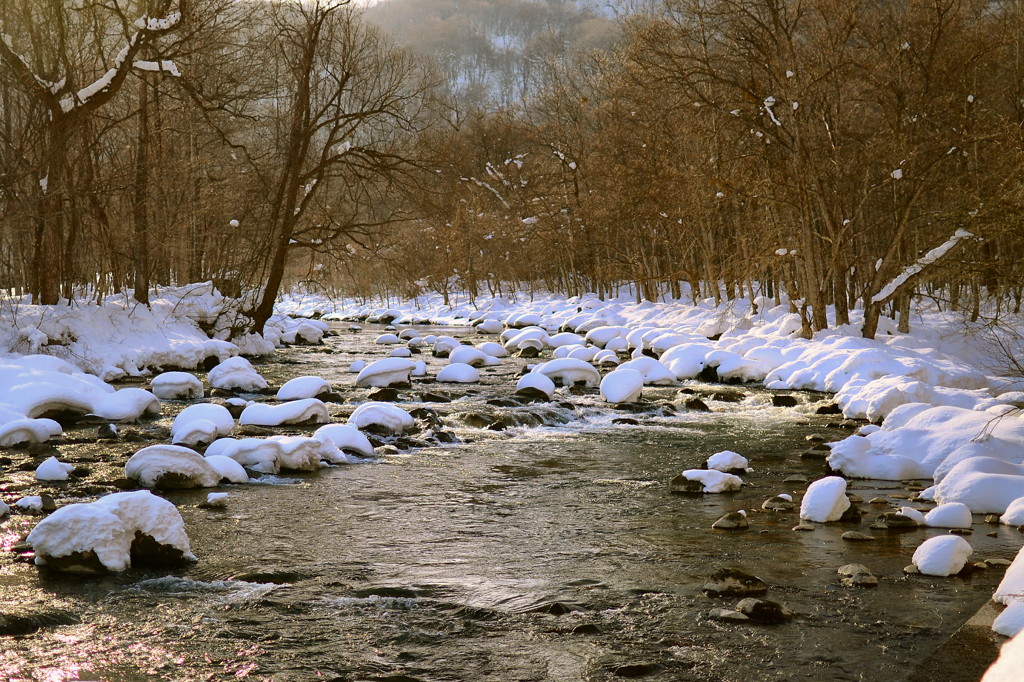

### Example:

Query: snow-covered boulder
xmin=204 ymin=455 xmax=249 ymax=483
xmin=671 ymin=469 xmax=743 ymax=493
xmin=585 ymin=325 xmax=629 ymax=348
xmin=348 ymin=402 xmax=414 ymax=434
xmin=600 ymin=369 xmax=643 ymax=403
xmin=238 ymin=399 xmax=329 ymax=426
xmin=90 ymin=388 xmax=161 ymax=421
xmin=659 ymin=344 xmax=712 ymax=380
xmin=35 ymin=456 xmax=73 ymax=482
xmin=517 ymin=372 xmax=555 ymax=399
xmin=476 ymin=319 xmax=504 ymax=334
xmin=476 ymin=341 xmax=507 ymax=358
xmin=449 ymin=346 xmax=498 ymax=367
xmin=911 ymin=535 xmax=972 ymax=576
xmin=205 ymin=437 xmax=283 ymax=474
xmin=375 ymin=333 xmax=401 ymax=345
xmin=0 ymin=418 xmax=62 ymax=447
xmin=151 ymin=372 xmax=204 ymax=400
xmin=923 ymin=502 xmax=972 ymax=529
xmin=171 ymin=403 xmax=234 ymax=446
xmin=314 ymin=424 xmax=375 ymax=458
xmin=532 ymin=358 xmax=600 ymax=388
xmin=348 ymin=359 xmax=366 ymax=373
xmin=276 ymin=376 xmax=331 ymax=401
xmin=27 ymin=490 xmax=195 ymax=573
xmin=566 ymin=346 xmax=599 ymax=363
xmin=548 ymin=332 xmax=585 ymax=348
xmin=125 ymin=444 xmax=221 ymax=489
xmin=800 ymin=476 xmax=851 ymax=522
xmin=208 ymin=357 xmax=268 ymax=392
xmin=618 ymin=357 xmax=676 ymax=385
xmin=1000 ymin=497 xmax=1024 ymax=526
xmin=437 ymin=363 xmax=480 ymax=383
xmin=269 ymin=435 xmax=322 ymax=471
xmin=355 ymin=358 xmax=415 ymax=388
xmin=706 ymin=450 xmax=750 ymax=473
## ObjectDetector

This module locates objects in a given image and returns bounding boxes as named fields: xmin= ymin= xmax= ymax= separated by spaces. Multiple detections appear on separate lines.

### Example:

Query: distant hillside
xmin=363 ymin=0 xmax=620 ymax=107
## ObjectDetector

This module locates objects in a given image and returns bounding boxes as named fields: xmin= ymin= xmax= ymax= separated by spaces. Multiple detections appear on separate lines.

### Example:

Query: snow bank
xmin=983 ymin=632 xmax=1024 ymax=682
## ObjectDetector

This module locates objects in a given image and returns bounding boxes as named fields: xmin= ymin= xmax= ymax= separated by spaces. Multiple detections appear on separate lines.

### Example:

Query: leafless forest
xmin=1 ymin=0 xmax=1023 ymax=337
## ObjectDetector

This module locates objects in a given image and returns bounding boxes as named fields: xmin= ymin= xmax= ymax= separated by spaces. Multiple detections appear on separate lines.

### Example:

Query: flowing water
xmin=0 ymin=324 xmax=1018 ymax=681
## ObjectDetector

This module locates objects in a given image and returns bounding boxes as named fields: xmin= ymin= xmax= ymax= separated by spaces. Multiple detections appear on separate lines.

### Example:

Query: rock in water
xmin=837 ymin=563 xmax=878 ymax=588
xmin=702 ymin=568 xmax=768 ymax=597
xmin=712 ymin=511 xmax=749 ymax=530
xmin=736 ymin=598 xmax=793 ymax=624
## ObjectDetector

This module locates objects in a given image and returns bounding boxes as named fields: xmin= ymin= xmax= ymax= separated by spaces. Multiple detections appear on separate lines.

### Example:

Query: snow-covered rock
xmin=476 ymin=319 xmax=504 ymax=334
xmin=983 ymin=631 xmax=1024 ymax=681
xmin=125 ymin=444 xmax=221 ymax=488
xmin=205 ymin=437 xmax=284 ymax=474
xmin=27 ymin=490 xmax=196 ymax=572
xmin=933 ymin=458 xmax=1024 ymax=514
xmin=449 ymin=346 xmax=498 ymax=367
xmin=35 ymin=456 xmax=73 ymax=482
xmin=90 ymin=388 xmax=161 ymax=421
xmin=911 ymin=535 xmax=972 ymax=576
xmin=355 ymin=358 xmax=415 ymax=388
xmin=348 ymin=402 xmax=414 ymax=434
xmin=618 ymin=357 xmax=676 ymax=385
xmin=600 ymin=369 xmax=643 ymax=403
xmin=673 ymin=469 xmax=743 ymax=493
xmin=204 ymin=455 xmax=249 ymax=483
xmin=208 ymin=357 xmax=268 ymax=392
xmin=800 ymin=476 xmax=851 ymax=522
xmin=476 ymin=341 xmax=507 ymax=357
xmin=171 ymin=403 xmax=234 ymax=445
xmin=238 ymin=399 xmax=329 ymax=426
xmin=276 ymin=375 xmax=331 ymax=401
xmin=436 ymin=363 xmax=480 ymax=383
xmin=375 ymin=333 xmax=401 ymax=345
xmin=313 ymin=424 xmax=375 ymax=458
xmin=0 ymin=418 xmax=62 ymax=447
xmin=706 ymin=450 xmax=750 ymax=473
xmin=151 ymin=372 xmax=204 ymax=400
xmin=532 ymin=358 xmax=600 ymax=388
xmin=923 ymin=502 xmax=972 ymax=528
xmin=517 ymin=371 xmax=555 ymax=399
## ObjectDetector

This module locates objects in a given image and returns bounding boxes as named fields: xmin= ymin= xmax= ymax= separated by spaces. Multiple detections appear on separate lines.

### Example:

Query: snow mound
xmin=208 ymin=357 xmax=268 ymax=392
xmin=933 ymin=457 xmax=1024 ymax=514
xmin=449 ymin=346 xmax=498 ymax=367
xmin=0 ymin=418 xmax=62 ymax=447
xmin=982 ymin=630 xmax=1024 ymax=681
xmin=911 ymin=535 xmax=972 ymax=576
xmin=675 ymin=469 xmax=743 ymax=493
xmin=125 ymin=444 xmax=221 ymax=488
xmin=276 ymin=376 xmax=331 ymax=401
xmin=348 ymin=402 xmax=414 ymax=434
xmin=600 ymin=368 xmax=644 ymax=403
xmin=204 ymin=455 xmax=249 ymax=483
xmin=35 ymin=456 xmax=73 ymax=481
xmin=923 ymin=502 xmax=973 ymax=528
xmin=532 ymin=358 xmax=600 ymax=388
xmin=151 ymin=372 xmax=204 ymax=400
xmin=517 ymin=372 xmax=555 ymax=398
xmin=706 ymin=450 xmax=750 ymax=473
xmin=171 ymin=403 xmax=234 ymax=445
xmin=238 ymin=399 xmax=329 ymax=426
xmin=436 ymin=363 xmax=480 ymax=383
xmin=313 ymin=424 xmax=375 ymax=458
xmin=355 ymin=358 xmax=414 ymax=388
xmin=800 ymin=476 xmax=851 ymax=522
xmin=27 ymin=490 xmax=195 ymax=572
xmin=618 ymin=357 xmax=675 ymax=385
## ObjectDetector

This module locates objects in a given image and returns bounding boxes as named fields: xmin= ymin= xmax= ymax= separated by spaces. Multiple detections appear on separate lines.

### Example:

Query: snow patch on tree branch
xmin=872 ymin=229 xmax=975 ymax=303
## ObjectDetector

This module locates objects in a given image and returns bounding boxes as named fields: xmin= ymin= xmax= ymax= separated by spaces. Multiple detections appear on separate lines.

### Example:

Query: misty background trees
xmin=0 ymin=0 xmax=1022 ymax=338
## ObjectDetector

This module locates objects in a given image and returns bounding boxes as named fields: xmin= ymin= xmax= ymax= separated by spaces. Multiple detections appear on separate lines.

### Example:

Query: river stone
xmin=987 ymin=558 xmax=1012 ymax=567
xmin=792 ymin=522 xmax=816 ymax=531
xmin=683 ymin=398 xmax=710 ymax=412
xmin=607 ymin=662 xmax=663 ymax=678
xmin=762 ymin=496 xmax=795 ymax=512
xmin=772 ymin=395 xmax=799 ymax=407
xmin=515 ymin=387 xmax=550 ymax=404
xmin=903 ymin=564 xmax=920 ymax=575
xmin=842 ymin=531 xmax=876 ymax=542
xmin=869 ymin=521 xmax=889 ymax=530
xmin=97 ymin=423 xmax=119 ymax=440
xmin=736 ymin=598 xmax=793 ymax=624
xmin=838 ymin=564 xmax=878 ymax=588
xmin=949 ymin=528 xmax=972 ymax=535
xmin=839 ymin=503 xmax=862 ymax=523
xmin=708 ymin=607 xmax=750 ymax=623
xmin=880 ymin=512 xmax=918 ymax=528
xmin=461 ymin=413 xmax=494 ymax=429
xmin=800 ymin=449 xmax=828 ymax=461
xmin=707 ymin=389 xmax=745 ymax=403
xmin=669 ymin=474 xmax=706 ymax=495
xmin=612 ymin=418 xmax=641 ymax=426
xmin=419 ymin=392 xmax=451 ymax=403
xmin=868 ymin=497 xmax=889 ymax=505
xmin=517 ymin=346 xmax=541 ymax=358
xmin=985 ymin=514 xmax=1000 ymax=524
xmin=784 ymin=475 xmax=808 ymax=485
xmin=702 ymin=568 xmax=768 ymax=597
xmin=815 ymin=402 xmax=842 ymax=415
xmin=0 ymin=609 xmax=80 ymax=636
xmin=712 ymin=512 xmax=749 ymax=530
xmin=367 ymin=388 xmax=401 ymax=402
xmin=238 ymin=426 xmax=274 ymax=437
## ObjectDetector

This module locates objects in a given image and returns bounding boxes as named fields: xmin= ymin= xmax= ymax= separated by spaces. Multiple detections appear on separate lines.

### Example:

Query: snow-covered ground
xmin=4 ymin=282 xmax=1024 ymax=666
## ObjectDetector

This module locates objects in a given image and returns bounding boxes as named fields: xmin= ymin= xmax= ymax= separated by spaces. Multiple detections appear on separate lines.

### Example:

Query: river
xmin=0 ymin=323 xmax=1017 ymax=681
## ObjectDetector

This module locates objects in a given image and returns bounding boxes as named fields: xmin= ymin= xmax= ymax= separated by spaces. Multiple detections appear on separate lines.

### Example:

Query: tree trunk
xmin=133 ymin=74 xmax=152 ymax=306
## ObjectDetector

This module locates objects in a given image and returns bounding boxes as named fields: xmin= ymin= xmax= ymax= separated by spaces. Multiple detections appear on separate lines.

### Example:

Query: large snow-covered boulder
xmin=0 ymin=418 xmax=62 ymax=447
xmin=475 ymin=341 xmax=507 ymax=358
xmin=269 ymin=436 xmax=322 ymax=471
xmin=449 ymin=346 xmax=498 ymax=367
xmin=238 ymin=399 xmax=329 ymax=426
xmin=205 ymin=437 xmax=284 ymax=474
xmin=618 ymin=357 xmax=676 ymax=385
xmin=911 ymin=535 xmax=973 ymax=576
xmin=436 ymin=363 xmax=480 ymax=383
xmin=355 ymin=358 xmax=415 ymax=388
xmin=532 ymin=358 xmax=600 ymax=388
xmin=276 ymin=376 xmax=331 ymax=401
xmin=208 ymin=357 xmax=268 ymax=392
xmin=659 ymin=344 xmax=713 ymax=380
xmin=171 ymin=403 xmax=234 ymax=446
xmin=204 ymin=455 xmax=249 ymax=483
xmin=516 ymin=371 xmax=555 ymax=399
xmin=27 ymin=490 xmax=196 ymax=573
xmin=313 ymin=424 xmax=375 ymax=458
xmin=151 ymin=372 xmax=204 ymax=400
xmin=600 ymin=369 xmax=644 ymax=403
xmin=475 ymin=319 xmax=504 ymax=334
xmin=671 ymin=469 xmax=743 ymax=494
xmin=348 ymin=402 xmax=414 ymax=434
xmin=800 ymin=476 xmax=851 ymax=522
xmin=923 ymin=502 xmax=972 ymax=529
xmin=125 ymin=444 xmax=221 ymax=489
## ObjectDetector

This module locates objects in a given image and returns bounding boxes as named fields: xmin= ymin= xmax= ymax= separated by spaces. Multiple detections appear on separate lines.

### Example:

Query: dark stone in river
xmin=736 ymin=598 xmax=793 ymax=624
xmin=607 ymin=662 xmax=664 ymax=678
xmin=880 ymin=512 xmax=919 ymax=529
xmin=838 ymin=563 xmax=878 ymax=587
xmin=317 ymin=391 xmax=346 ymax=403
xmin=238 ymin=425 xmax=274 ymax=437
xmin=486 ymin=398 xmax=522 ymax=408
xmin=461 ymin=413 xmax=495 ymax=429
xmin=517 ymin=346 xmax=541 ymax=358
xmin=683 ymin=398 xmax=710 ymax=412
xmin=841 ymin=531 xmax=875 ymax=541
xmin=419 ymin=392 xmax=451 ymax=403
xmin=612 ymin=418 xmax=641 ymax=426
xmin=697 ymin=365 xmax=719 ymax=383
xmin=708 ymin=607 xmax=750 ymax=623
xmin=815 ymin=402 xmax=843 ymax=415
xmin=762 ymin=496 xmax=795 ymax=512
xmin=39 ymin=494 xmax=56 ymax=512
xmin=514 ymin=387 xmax=550 ymax=404
xmin=431 ymin=431 xmax=460 ymax=444
xmin=97 ymin=423 xmax=119 ymax=440
xmin=668 ymin=474 xmax=706 ymax=495
xmin=712 ymin=512 xmax=749 ymax=530
xmin=26 ymin=443 xmax=58 ymax=456
xmin=0 ymin=609 xmax=80 ymax=636
xmin=706 ymin=388 xmax=745 ymax=403
xmin=368 ymin=388 xmax=401 ymax=402
xmin=702 ymin=568 xmax=768 ymax=597
xmin=771 ymin=395 xmax=799 ymax=407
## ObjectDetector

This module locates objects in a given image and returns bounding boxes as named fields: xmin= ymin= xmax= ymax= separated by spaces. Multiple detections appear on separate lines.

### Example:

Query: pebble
xmin=985 ymin=514 xmax=1000 ymax=524
xmin=903 ymin=565 xmax=920 ymax=575
xmin=987 ymin=558 xmax=1012 ymax=567
xmin=837 ymin=563 xmax=878 ymax=588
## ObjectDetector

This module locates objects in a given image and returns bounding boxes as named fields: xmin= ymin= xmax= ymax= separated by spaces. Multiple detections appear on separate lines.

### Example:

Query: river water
xmin=0 ymin=324 xmax=1018 ymax=681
